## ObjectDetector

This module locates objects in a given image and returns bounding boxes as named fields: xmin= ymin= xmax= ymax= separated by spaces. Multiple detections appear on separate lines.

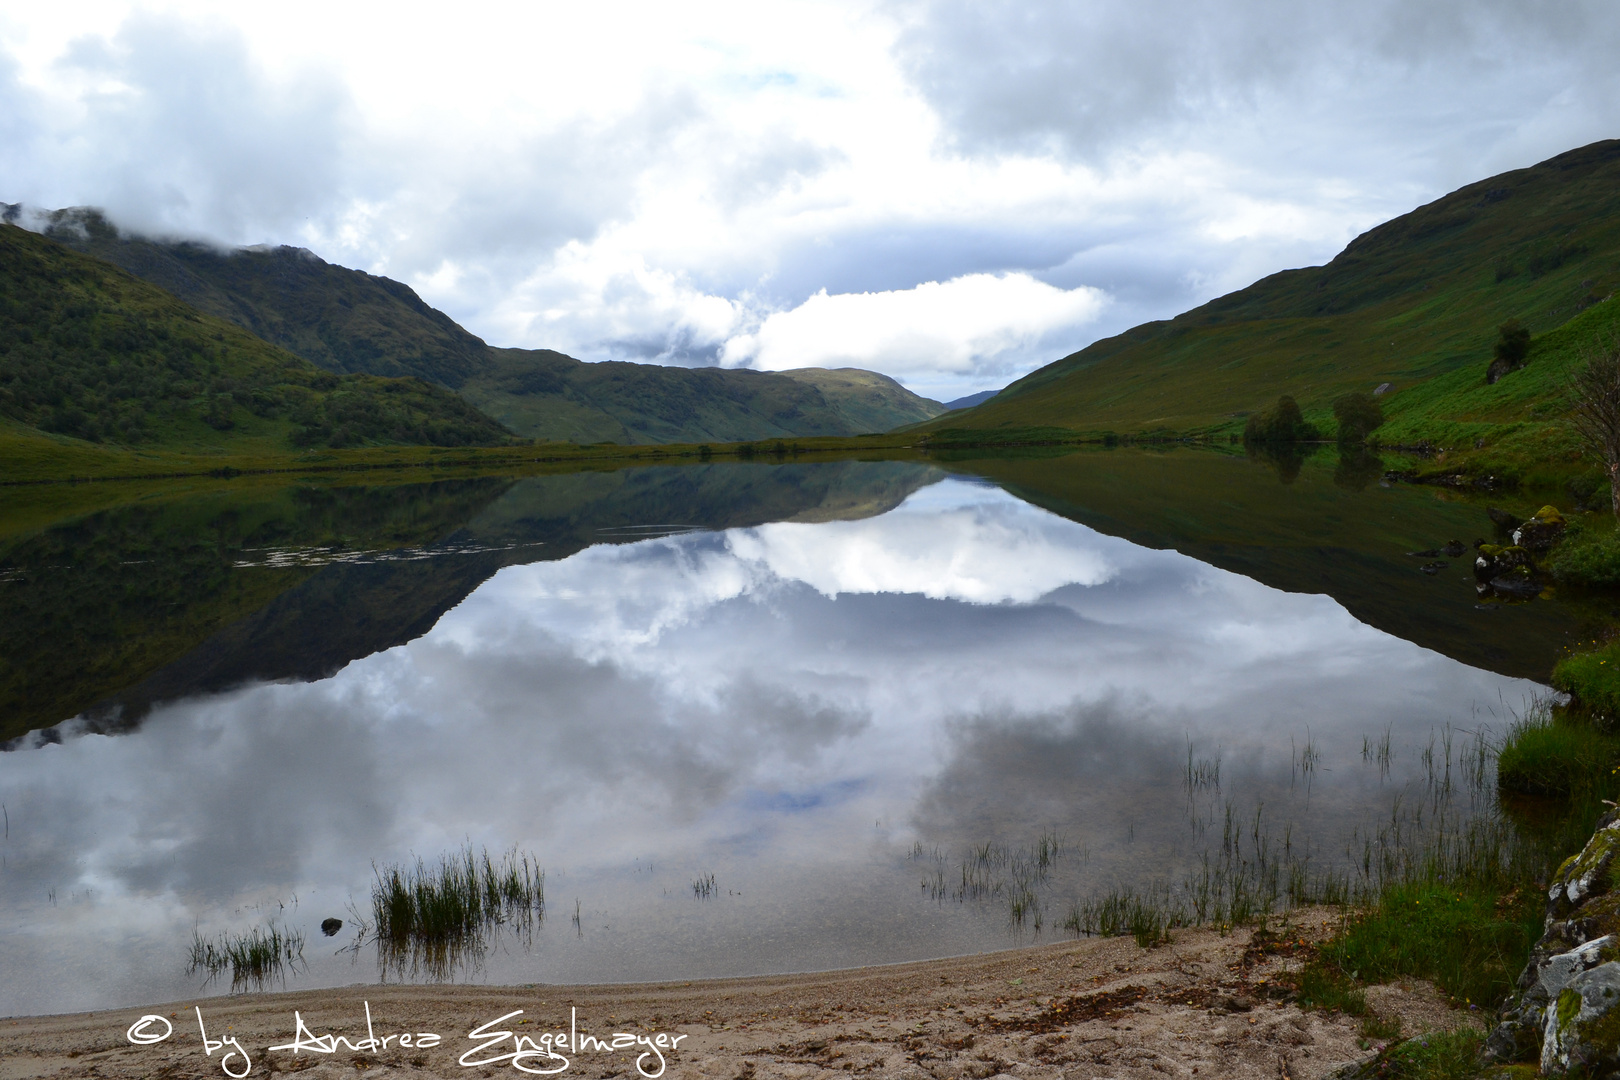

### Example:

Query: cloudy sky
xmin=3 ymin=2 xmax=1618 ymax=400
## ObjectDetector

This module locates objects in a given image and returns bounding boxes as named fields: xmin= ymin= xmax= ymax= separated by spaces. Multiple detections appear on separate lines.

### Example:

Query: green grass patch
xmin=1315 ymin=882 xmax=1542 ymax=1008
xmin=1343 ymin=1030 xmax=1490 ymax=1080
xmin=1552 ymin=641 xmax=1620 ymax=723
xmin=1496 ymin=706 xmax=1620 ymax=794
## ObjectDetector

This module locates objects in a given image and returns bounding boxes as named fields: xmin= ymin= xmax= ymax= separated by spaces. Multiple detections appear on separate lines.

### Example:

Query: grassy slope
xmin=26 ymin=209 xmax=950 ymax=443
xmin=32 ymin=207 xmax=491 ymax=388
xmin=776 ymin=367 xmax=946 ymax=431
xmin=942 ymin=139 xmax=1620 ymax=439
xmin=0 ymin=223 xmax=511 ymax=453
xmin=463 ymin=348 xmax=944 ymax=443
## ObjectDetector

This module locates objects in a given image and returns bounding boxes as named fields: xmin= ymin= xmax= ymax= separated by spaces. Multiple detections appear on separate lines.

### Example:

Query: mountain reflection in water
xmin=0 ymin=460 xmax=1548 ymax=1015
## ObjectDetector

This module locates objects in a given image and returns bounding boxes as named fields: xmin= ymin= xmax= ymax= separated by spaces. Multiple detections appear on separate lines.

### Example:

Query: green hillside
xmin=462 ymin=349 xmax=944 ymax=444
xmin=20 ymin=205 xmax=490 ymax=388
xmin=0 ymin=222 xmax=511 ymax=452
xmin=942 ymin=139 xmax=1620 ymax=440
xmin=17 ymin=206 xmax=946 ymax=444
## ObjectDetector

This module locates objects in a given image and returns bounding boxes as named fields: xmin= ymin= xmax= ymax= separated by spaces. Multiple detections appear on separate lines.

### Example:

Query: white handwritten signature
xmin=126 ymin=1002 xmax=687 ymax=1077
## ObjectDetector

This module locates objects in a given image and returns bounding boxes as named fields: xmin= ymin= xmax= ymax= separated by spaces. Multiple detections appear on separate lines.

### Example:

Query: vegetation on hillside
xmin=461 ymin=347 xmax=944 ymax=444
xmin=0 ymin=223 xmax=512 ymax=451
xmin=935 ymin=139 xmax=1620 ymax=442
xmin=17 ymin=206 xmax=948 ymax=445
xmin=26 ymin=206 xmax=491 ymax=389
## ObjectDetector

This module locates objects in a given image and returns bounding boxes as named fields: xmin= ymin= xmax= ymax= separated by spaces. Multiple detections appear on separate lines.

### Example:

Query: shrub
xmin=1548 ymin=521 xmax=1620 ymax=587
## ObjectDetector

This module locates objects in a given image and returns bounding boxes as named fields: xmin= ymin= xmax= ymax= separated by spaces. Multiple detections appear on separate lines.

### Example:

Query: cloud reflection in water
xmin=0 ymin=479 xmax=1537 ymax=1013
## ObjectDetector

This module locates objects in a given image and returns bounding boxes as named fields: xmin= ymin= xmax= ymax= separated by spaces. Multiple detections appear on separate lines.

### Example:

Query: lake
xmin=0 ymin=449 xmax=1573 ymax=1015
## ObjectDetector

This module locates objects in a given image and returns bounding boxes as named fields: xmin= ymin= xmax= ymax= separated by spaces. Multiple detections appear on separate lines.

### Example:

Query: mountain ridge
xmin=12 ymin=205 xmax=947 ymax=444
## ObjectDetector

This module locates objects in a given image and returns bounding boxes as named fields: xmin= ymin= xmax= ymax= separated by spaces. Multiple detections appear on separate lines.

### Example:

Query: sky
xmin=3 ymin=2 xmax=1619 ymax=401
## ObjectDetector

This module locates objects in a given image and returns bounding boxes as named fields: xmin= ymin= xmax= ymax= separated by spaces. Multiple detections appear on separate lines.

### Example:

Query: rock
xmin=1420 ymin=562 xmax=1449 ymax=576
xmin=1514 ymin=506 xmax=1568 ymax=552
xmin=1408 ymin=548 xmax=1443 ymax=558
xmin=320 ymin=917 xmax=343 ymax=937
xmin=1443 ymin=540 xmax=1467 ymax=557
xmin=1476 ymin=544 xmax=1531 ymax=579
xmin=1490 ymin=572 xmax=1543 ymax=598
xmin=1488 ymin=507 xmax=1522 ymax=531
xmin=1487 ymin=811 xmax=1620 ymax=1073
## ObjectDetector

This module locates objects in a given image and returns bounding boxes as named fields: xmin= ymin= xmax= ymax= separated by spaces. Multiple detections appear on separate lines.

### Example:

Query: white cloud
xmin=719 ymin=272 xmax=1108 ymax=387
xmin=3 ymin=0 xmax=1619 ymax=393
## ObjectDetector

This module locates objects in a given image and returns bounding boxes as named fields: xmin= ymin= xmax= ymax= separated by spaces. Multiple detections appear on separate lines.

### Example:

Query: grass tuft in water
xmin=692 ymin=873 xmax=716 ymax=899
xmin=187 ymin=923 xmax=306 ymax=992
xmin=371 ymin=843 xmax=544 ymax=978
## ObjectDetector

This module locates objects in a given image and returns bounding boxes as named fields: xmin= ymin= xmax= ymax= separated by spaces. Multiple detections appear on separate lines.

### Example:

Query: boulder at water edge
xmin=1514 ymin=506 xmax=1568 ymax=553
xmin=1487 ymin=811 xmax=1620 ymax=1074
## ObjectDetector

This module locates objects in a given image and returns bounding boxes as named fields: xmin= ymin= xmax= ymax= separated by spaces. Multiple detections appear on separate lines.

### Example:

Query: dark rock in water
xmin=321 ymin=918 xmax=343 ymax=937
xmin=1490 ymin=573 xmax=1542 ymax=597
xmin=1475 ymin=544 xmax=1531 ymax=579
xmin=1488 ymin=507 xmax=1521 ymax=530
xmin=1487 ymin=811 xmax=1620 ymax=1074
xmin=1474 ymin=538 xmax=1488 ymax=549
xmin=1442 ymin=539 xmax=1466 ymax=557
xmin=1514 ymin=505 xmax=1568 ymax=552
xmin=1407 ymin=548 xmax=1443 ymax=558
xmin=1420 ymin=562 xmax=1448 ymax=575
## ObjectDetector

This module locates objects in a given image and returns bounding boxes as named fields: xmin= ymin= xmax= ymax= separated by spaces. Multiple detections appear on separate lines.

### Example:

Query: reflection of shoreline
xmin=17 ymin=919 xmax=1469 ymax=1077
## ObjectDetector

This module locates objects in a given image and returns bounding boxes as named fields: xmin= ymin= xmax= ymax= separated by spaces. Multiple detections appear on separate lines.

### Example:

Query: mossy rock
xmin=1490 ymin=813 xmax=1620 ymax=1073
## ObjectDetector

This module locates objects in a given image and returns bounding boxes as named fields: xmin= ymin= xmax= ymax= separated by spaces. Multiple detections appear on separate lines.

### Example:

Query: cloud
xmin=888 ymin=0 xmax=1620 ymax=179
xmin=5 ymin=1 xmax=1620 ymax=396
xmin=719 ymin=272 xmax=1108 ymax=385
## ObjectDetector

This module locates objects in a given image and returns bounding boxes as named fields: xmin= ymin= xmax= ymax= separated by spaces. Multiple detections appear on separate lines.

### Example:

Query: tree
xmin=1244 ymin=394 xmax=1318 ymax=444
xmin=1486 ymin=319 xmax=1531 ymax=384
xmin=1332 ymin=392 xmax=1384 ymax=445
xmin=1569 ymin=335 xmax=1620 ymax=518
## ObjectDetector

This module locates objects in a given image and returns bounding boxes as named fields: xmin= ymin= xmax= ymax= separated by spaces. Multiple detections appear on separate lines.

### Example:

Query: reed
xmin=370 ymin=843 xmax=544 ymax=978
xmin=187 ymin=923 xmax=305 ymax=992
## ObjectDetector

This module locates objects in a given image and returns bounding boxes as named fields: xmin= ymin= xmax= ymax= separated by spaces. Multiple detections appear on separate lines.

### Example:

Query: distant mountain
xmin=463 ymin=349 xmax=946 ymax=444
xmin=942 ymin=389 xmax=1000 ymax=411
xmin=22 ymin=207 xmax=946 ymax=443
xmin=0 ymin=221 xmax=510 ymax=450
xmin=935 ymin=139 xmax=1620 ymax=436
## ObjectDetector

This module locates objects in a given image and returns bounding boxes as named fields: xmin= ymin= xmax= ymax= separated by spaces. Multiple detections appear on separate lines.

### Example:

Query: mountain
xmin=939 ymin=139 xmax=1620 ymax=437
xmin=942 ymin=389 xmax=1000 ymax=411
xmin=0 ymin=221 xmax=511 ymax=450
xmin=21 ymin=207 xmax=946 ymax=443
xmin=461 ymin=349 xmax=945 ymax=444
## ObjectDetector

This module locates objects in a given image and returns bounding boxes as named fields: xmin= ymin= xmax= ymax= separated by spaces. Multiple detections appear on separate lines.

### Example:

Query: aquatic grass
xmin=915 ymin=832 xmax=1065 ymax=925
xmin=187 ymin=923 xmax=306 ymax=992
xmin=370 ymin=843 xmax=544 ymax=978
xmin=692 ymin=873 xmax=717 ymax=899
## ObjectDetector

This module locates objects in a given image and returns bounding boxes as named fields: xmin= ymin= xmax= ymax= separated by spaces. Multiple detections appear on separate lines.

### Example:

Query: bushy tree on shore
xmin=1569 ymin=335 xmax=1620 ymax=518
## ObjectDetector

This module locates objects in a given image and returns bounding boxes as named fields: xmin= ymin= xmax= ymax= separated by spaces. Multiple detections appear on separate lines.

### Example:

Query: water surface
xmin=0 ymin=453 xmax=1558 ymax=1014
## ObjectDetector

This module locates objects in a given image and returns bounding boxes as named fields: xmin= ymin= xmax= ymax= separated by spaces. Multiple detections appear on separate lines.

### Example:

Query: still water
xmin=0 ymin=452 xmax=1560 ymax=1015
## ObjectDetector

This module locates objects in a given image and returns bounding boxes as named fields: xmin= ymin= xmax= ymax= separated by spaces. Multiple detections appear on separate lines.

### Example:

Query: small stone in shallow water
xmin=320 ymin=918 xmax=343 ymax=937
xmin=1420 ymin=562 xmax=1448 ymax=575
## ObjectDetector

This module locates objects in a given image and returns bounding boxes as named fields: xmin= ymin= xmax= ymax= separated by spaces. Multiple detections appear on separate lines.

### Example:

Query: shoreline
xmin=0 ymin=913 xmax=1480 ymax=1080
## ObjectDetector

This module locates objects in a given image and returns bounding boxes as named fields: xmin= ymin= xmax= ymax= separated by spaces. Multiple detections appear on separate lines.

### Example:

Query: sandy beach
xmin=0 ymin=911 xmax=1481 ymax=1080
